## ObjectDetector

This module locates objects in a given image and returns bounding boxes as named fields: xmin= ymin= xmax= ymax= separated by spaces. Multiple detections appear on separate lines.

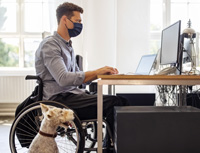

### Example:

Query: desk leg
xmin=179 ymin=85 xmax=183 ymax=106
xmin=179 ymin=85 xmax=187 ymax=106
xmin=108 ymin=85 xmax=115 ymax=95
xmin=97 ymin=84 xmax=103 ymax=153
xmin=182 ymin=85 xmax=187 ymax=106
xmin=113 ymin=85 xmax=115 ymax=95
xmin=108 ymin=85 xmax=112 ymax=95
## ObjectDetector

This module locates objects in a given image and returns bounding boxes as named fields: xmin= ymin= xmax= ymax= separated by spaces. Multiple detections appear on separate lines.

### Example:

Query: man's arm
xmin=83 ymin=66 xmax=118 ymax=83
xmin=41 ymin=41 xmax=85 ymax=87
xmin=41 ymin=41 xmax=118 ymax=86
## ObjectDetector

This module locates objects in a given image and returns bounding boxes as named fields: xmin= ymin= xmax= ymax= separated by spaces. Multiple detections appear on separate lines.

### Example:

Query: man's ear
xmin=40 ymin=103 xmax=49 ymax=113
xmin=61 ymin=15 xmax=68 ymax=23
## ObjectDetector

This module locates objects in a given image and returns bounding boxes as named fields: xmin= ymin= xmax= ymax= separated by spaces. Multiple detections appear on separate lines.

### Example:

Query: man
xmin=35 ymin=2 xmax=128 ymax=152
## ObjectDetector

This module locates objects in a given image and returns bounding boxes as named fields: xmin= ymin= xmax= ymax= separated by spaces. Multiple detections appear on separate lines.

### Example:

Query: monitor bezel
xmin=160 ymin=20 xmax=181 ymax=65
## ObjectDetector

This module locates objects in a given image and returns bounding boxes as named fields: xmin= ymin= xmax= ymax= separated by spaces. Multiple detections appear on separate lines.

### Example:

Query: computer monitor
xmin=160 ymin=20 xmax=181 ymax=65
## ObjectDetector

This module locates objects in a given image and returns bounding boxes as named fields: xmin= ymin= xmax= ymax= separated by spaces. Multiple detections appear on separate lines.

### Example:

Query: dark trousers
xmin=51 ymin=92 xmax=128 ymax=137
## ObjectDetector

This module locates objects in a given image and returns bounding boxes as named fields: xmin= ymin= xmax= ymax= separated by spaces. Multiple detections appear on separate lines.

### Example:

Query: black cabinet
xmin=114 ymin=106 xmax=200 ymax=153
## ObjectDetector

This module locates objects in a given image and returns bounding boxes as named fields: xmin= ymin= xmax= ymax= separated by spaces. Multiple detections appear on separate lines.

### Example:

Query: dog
xmin=28 ymin=103 xmax=74 ymax=153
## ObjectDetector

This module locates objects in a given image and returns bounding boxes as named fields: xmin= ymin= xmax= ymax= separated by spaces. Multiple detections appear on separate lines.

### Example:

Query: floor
xmin=0 ymin=116 xmax=14 ymax=153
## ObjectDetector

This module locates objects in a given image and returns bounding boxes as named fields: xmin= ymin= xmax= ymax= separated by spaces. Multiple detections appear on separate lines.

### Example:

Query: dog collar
xmin=39 ymin=130 xmax=57 ymax=138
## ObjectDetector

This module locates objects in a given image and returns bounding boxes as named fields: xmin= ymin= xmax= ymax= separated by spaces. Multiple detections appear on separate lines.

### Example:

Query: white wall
xmin=116 ymin=0 xmax=150 ymax=74
xmin=82 ymin=0 xmax=117 ymax=70
xmin=115 ymin=0 xmax=153 ymax=93
xmin=81 ymin=0 xmax=154 ymax=93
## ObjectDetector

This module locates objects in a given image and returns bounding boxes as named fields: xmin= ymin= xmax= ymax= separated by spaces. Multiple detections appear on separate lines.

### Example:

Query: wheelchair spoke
xmin=33 ymin=109 xmax=42 ymax=128
xmin=66 ymin=134 xmax=77 ymax=145
xmin=16 ymin=127 xmax=36 ymax=137
xmin=18 ymin=122 xmax=37 ymax=136
xmin=15 ymin=132 xmax=35 ymax=138
xmin=16 ymin=141 xmax=32 ymax=146
xmin=20 ymin=115 xmax=38 ymax=134
xmin=55 ymin=130 xmax=78 ymax=153
xmin=28 ymin=111 xmax=41 ymax=131
xmin=57 ymin=144 xmax=68 ymax=152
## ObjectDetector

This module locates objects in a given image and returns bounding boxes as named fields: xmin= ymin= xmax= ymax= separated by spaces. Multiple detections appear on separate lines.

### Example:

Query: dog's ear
xmin=46 ymin=110 xmax=54 ymax=120
xmin=40 ymin=103 xmax=49 ymax=113
xmin=63 ymin=111 xmax=68 ymax=118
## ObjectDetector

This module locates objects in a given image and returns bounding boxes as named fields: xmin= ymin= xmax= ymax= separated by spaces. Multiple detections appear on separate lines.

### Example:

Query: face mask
xmin=66 ymin=19 xmax=83 ymax=37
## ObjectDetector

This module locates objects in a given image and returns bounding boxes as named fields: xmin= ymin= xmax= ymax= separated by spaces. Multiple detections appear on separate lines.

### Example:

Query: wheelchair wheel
xmin=9 ymin=101 xmax=85 ymax=153
xmin=84 ymin=121 xmax=97 ymax=151
xmin=83 ymin=121 xmax=107 ymax=152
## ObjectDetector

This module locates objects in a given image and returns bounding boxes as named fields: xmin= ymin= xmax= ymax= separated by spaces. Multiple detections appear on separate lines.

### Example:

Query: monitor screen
xmin=160 ymin=20 xmax=181 ymax=65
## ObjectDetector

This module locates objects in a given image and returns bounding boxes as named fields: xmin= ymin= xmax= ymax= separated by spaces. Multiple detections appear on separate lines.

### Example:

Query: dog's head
xmin=40 ymin=103 xmax=74 ymax=126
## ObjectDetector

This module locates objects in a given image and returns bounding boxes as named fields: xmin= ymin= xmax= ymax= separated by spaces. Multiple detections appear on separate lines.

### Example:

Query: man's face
xmin=67 ymin=11 xmax=82 ymax=29
xmin=71 ymin=11 xmax=82 ymax=23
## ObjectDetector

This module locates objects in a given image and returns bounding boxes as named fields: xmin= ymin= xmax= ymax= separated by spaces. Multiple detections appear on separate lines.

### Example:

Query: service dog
xmin=28 ymin=103 xmax=74 ymax=153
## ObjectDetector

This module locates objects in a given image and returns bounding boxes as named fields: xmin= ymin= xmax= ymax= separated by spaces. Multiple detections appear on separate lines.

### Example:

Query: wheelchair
xmin=9 ymin=75 xmax=113 ymax=153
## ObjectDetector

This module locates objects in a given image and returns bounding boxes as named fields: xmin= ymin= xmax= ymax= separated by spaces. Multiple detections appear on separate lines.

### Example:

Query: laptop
xmin=133 ymin=54 xmax=157 ymax=75
xmin=114 ymin=54 xmax=156 ymax=75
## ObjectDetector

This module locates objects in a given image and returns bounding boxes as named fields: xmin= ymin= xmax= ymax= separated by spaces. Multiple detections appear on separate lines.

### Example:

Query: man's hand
xmin=96 ymin=66 xmax=119 ymax=75
xmin=83 ymin=66 xmax=119 ymax=83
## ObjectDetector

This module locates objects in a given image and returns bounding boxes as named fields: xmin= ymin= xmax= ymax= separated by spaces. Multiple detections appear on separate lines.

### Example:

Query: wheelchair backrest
xmin=15 ymin=75 xmax=43 ymax=117
xmin=25 ymin=75 xmax=43 ymax=101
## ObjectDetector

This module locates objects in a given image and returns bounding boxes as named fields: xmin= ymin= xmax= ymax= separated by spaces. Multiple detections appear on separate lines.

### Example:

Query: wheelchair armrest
xmin=26 ymin=75 xmax=40 ymax=80
xmin=25 ymin=75 xmax=43 ymax=101
xmin=26 ymin=75 xmax=42 ymax=84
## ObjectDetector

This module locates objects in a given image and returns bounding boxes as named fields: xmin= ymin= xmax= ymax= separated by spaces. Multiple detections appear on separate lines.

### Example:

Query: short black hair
xmin=56 ymin=2 xmax=83 ymax=24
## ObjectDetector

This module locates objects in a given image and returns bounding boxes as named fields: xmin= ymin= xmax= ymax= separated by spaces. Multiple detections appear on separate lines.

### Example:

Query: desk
xmin=97 ymin=75 xmax=200 ymax=153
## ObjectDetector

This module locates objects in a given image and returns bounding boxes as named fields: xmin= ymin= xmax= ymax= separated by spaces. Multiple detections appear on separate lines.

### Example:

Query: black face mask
xmin=66 ymin=19 xmax=83 ymax=37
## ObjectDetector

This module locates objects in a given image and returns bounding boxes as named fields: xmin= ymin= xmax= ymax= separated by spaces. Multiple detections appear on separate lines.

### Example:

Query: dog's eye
xmin=60 ymin=110 xmax=62 ymax=113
